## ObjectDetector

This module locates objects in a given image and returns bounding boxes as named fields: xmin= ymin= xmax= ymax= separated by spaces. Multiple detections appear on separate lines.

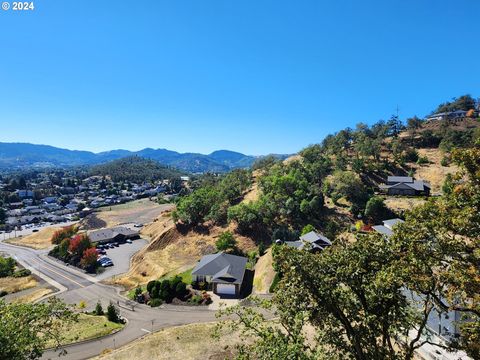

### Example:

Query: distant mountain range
xmin=0 ymin=142 xmax=288 ymax=173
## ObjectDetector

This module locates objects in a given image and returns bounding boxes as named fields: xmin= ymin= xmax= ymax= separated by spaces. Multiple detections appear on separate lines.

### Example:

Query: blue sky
xmin=0 ymin=0 xmax=478 ymax=155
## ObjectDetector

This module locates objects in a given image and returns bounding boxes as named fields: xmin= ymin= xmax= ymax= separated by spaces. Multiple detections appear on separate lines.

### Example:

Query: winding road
xmin=0 ymin=239 xmax=217 ymax=360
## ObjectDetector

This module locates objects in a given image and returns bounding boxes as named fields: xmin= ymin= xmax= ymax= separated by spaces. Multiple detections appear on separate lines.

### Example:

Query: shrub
xmin=215 ymin=231 xmax=237 ymax=252
xmin=80 ymin=248 xmax=98 ymax=272
xmin=94 ymin=302 xmax=104 ymax=316
xmin=175 ymin=282 xmax=188 ymax=299
xmin=416 ymin=156 xmax=429 ymax=165
xmin=12 ymin=269 xmax=31 ymax=278
xmin=78 ymin=300 xmax=87 ymax=309
xmin=51 ymin=225 xmax=77 ymax=245
xmin=146 ymin=280 xmax=157 ymax=295
xmin=0 ymin=290 xmax=7 ymax=297
xmin=258 ymin=242 xmax=266 ymax=257
xmin=301 ymin=224 xmax=316 ymax=235
xmin=441 ymin=156 xmax=449 ymax=167
xmin=364 ymin=196 xmax=390 ymax=222
xmin=106 ymin=302 xmax=122 ymax=323
xmin=403 ymin=148 xmax=419 ymax=162
xmin=189 ymin=295 xmax=202 ymax=305
xmin=0 ymin=257 xmax=15 ymax=277
xmin=269 ymin=273 xmax=281 ymax=293
xmin=149 ymin=298 xmax=163 ymax=307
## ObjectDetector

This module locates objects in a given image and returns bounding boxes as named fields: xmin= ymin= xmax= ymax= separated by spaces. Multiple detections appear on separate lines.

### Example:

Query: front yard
xmin=45 ymin=313 xmax=124 ymax=348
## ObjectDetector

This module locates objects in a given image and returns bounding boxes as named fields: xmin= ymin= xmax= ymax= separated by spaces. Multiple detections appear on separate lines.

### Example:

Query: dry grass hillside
xmin=108 ymin=211 xmax=256 ymax=289
xmin=94 ymin=322 xmax=241 ymax=360
xmin=413 ymin=148 xmax=458 ymax=193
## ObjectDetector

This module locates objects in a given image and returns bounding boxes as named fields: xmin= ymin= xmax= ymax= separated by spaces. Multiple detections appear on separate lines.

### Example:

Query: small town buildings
xmin=88 ymin=226 xmax=140 ymax=244
xmin=379 ymin=176 xmax=430 ymax=196
xmin=284 ymin=231 xmax=332 ymax=252
xmin=191 ymin=252 xmax=248 ymax=296
xmin=15 ymin=190 xmax=34 ymax=198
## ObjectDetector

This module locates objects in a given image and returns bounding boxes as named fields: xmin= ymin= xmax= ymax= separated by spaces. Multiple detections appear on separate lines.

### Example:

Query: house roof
xmin=383 ymin=218 xmax=404 ymax=230
xmin=382 ymin=178 xmax=430 ymax=191
xmin=88 ymin=226 xmax=139 ymax=243
xmin=284 ymin=231 xmax=332 ymax=251
xmin=299 ymin=231 xmax=332 ymax=247
xmin=285 ymin=240 xmax=324 ymax=251
xmin=373 ymin=218 xmax=405 ymax=238
xmin=387 ymin=176 xmax=413 ymax=183
xmin=372 ymin=225 xmax=393 ymax=237
xmin=192 ymin=252 xmax=247 ymax=285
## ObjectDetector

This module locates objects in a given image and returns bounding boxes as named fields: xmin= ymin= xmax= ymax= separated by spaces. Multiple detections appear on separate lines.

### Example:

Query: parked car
xmin=126 ymin=239 xmax=132 ymax=244
xmin=97 ymin=257 xmax=113 ymax=267
xmin=32 ymin=229 xmax=39 ymax=233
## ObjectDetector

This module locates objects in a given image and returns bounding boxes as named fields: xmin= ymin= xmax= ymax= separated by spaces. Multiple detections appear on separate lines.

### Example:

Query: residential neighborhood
xmin=0 ymin=170 xmax=183 ymax=234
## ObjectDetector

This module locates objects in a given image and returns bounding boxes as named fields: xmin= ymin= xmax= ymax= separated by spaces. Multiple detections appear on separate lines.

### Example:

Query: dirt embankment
xmin=253 ymin=249 xmax=275 ymax=294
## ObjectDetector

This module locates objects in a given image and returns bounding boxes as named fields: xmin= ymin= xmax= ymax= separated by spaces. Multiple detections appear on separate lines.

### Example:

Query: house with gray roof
xmin=88 ymin=226 xmax=139 ymax=244
xmin=379 ymin=176 xmax=430 ymax=196
xmin=191 ymin=252 xmax=247 ymax=296
xmin=372 ymin=218 xmax=404 ymax=238
xmin=284 ymin=230 xmax=332 ymax=252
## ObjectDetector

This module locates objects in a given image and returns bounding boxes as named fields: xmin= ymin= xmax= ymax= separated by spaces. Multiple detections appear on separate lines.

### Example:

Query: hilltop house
xmin=425 ymin=110 xmax=468 ymax=122
xmin=191 ymin=252 xmax=247 ymax=297
xmin=379 ymin=176 xmax=430 ymax=196
xmin=283 ymin=231 xmax=332 ymax=252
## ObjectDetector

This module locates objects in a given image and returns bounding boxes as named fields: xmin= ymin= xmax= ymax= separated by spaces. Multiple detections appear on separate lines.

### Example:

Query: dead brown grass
xmin=242 ymin=170 xmax=260 ymax=204
xmin=92 ymin=199 xmax=173 ymax=228
xmin=0 ymin=275 xmax=38 ymax=294
xmin=93 ymin=322 xmax=240 ymax=360
xmin=384 ymin=197 xmax=427 ymax=213
xmin=12 ymin=287 xmax=53 ymax=304
xmin=6 ymin=227 xmax=60 ymax=249
xmin=412 ymin=148 xmax=458 ymax=193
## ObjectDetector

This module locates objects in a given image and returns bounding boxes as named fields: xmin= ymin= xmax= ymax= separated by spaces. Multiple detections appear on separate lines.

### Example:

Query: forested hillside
xmin=172 ymin=95 xmax=480 ymax=243
xmin=90 ymin=156 xmax=184 ymax=183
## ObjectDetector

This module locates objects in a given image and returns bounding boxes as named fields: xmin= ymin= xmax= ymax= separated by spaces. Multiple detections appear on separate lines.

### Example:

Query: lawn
xmin=45 ymin=313 xmax=124 ymax=348
xmin=160 ymin=267 xmax=193 ymax=284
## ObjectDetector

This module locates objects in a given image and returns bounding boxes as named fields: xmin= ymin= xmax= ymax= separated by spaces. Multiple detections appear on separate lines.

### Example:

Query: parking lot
xmin=95 ymin=238 xmax=148 ymax=281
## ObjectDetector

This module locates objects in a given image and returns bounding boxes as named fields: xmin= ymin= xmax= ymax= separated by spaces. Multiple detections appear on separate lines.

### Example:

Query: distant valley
xmin=0 ymin=142 xmax=288 ymax=173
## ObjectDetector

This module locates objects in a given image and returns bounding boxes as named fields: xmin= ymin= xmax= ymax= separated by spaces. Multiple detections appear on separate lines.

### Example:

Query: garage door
xmin=216 ymin=284 xmax=236 ymax=295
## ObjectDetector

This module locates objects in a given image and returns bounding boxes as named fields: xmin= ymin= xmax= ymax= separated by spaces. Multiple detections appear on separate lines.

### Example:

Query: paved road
xmin=0 ymin=236 xmax=217 ymax=360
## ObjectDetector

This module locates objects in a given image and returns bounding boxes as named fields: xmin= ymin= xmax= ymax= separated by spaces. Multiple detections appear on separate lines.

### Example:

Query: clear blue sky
xmin=0 ymin=0 xmax=478 ymax=155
